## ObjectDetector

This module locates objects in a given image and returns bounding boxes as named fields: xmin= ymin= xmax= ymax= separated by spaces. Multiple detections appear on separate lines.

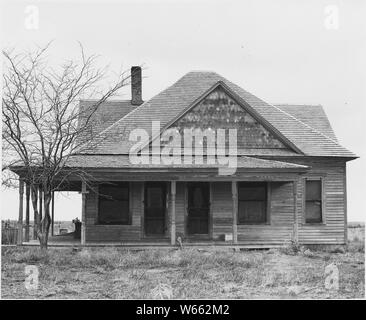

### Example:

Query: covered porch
xmin=80 ymin=168 xmax=307 ymax=247
xmin=16 ymin=156 xmax=309 ymax=248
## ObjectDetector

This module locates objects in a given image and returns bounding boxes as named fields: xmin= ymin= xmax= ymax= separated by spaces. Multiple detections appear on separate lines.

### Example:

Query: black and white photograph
xmin=1 ymin=0 xmax=365 ymax=304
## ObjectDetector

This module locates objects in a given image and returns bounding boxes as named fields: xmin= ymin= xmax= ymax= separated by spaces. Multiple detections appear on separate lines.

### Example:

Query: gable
xmin=79 ymin=71 xmax=356 ymax=158
xmin=160 ymin=86 xmax=290 ymax=151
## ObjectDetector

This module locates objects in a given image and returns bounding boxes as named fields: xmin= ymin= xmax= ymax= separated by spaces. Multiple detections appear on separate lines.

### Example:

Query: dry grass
xmin=1 ymin=242 xmax=364 ymax=299
xmin=348 ymin=223 xmax=365 ymax=253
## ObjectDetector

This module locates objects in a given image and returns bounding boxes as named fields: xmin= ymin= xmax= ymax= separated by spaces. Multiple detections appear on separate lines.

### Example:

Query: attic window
xmin=305 ymin=179 xmax=323 ymax=224
xmin=98 ymin=182 xmax=130 ymax=225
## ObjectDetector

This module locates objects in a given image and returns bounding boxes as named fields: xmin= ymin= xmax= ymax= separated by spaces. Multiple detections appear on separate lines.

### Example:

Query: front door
xmin=144 ymin=182 xmax=166 ymax=236
xmin=187 ymin=182 xmax=210 ymax=235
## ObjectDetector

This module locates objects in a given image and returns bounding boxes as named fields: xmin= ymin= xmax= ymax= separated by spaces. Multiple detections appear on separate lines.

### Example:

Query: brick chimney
xmin=131 ymin=66 xmax=143 ymax=106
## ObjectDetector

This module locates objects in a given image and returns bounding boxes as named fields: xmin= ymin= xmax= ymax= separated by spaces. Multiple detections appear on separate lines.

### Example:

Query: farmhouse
xmin=16 ymin=67 xmax=358 ymax=247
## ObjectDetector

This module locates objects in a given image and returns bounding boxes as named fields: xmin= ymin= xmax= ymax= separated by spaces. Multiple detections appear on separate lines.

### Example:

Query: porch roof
xmin=65 ymin=154 xmax=309 ymax=171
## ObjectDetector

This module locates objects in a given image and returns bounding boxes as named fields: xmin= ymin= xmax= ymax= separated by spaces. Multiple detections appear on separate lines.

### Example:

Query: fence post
xmin=81 ymin=181 xmax=88 ymax=245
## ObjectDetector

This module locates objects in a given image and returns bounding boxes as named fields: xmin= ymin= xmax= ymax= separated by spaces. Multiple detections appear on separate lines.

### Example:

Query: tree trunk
xmin=39 ymin=189 xmax=52 ymax=250
xmin=30 ymin=185 xmax=39 ymax=239
xmin=30 ymin=184 xmax=51 ymax=250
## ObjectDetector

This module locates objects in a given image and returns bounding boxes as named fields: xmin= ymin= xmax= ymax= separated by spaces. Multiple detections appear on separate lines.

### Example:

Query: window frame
xmin=237 ymin=182 xmax=271 ymax=225
xmin=303 ymin=177 xmax=326 ymax=225
xmin=97 ymin=182 xmax=132 ymax=225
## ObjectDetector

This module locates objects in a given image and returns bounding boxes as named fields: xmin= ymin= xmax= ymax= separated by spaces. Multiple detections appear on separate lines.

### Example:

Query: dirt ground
xmin=1 ymin=242 xmax=364 ymax=299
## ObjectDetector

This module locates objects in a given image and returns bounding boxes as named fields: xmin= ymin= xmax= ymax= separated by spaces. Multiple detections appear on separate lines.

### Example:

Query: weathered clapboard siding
xmin=211 ymin=182 xmax=233 ymax=240
xmin=199 ymin=181 xmax=295 ymax=244
xmin=84 ymin=158 xmax=347 ymax=245
xmin=85 ymin=182 xmax=143 ymax=242
xmin=236 ymin=182 xmax=294 ymax=244
xmin=289 ymin=158 xmax=347 ymax=245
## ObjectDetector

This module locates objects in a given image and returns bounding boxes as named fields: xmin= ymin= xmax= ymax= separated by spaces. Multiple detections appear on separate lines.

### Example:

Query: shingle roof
xmin=77 ymin=71 xmax=356 ymax=158
xmin=78 ymin=99 xmax=136 ymax=134
xmin=66 ymin=154 xmax=309 ymax=171
xmin=275 ymin=104 xmax=338 ymax=142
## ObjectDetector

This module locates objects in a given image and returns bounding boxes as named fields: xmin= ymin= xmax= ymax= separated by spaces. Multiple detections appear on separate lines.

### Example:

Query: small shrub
xmin=280 ymin=239 xmax=303 ymax=256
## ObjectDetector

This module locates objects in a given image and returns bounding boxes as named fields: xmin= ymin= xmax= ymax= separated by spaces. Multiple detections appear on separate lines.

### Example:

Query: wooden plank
xmin=81 ymin=181 xmax=87 ymax=245
xmin=293 ymin=178 xmax=299 ymax=242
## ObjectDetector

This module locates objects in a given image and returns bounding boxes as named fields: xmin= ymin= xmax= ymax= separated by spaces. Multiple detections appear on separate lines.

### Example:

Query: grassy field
xmin=1 ymin=226 xmax=364 ymax=299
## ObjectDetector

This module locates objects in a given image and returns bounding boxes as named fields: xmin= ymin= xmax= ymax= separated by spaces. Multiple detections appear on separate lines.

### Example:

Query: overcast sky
xmin=1 ymin=0 xmax=365 ymax=222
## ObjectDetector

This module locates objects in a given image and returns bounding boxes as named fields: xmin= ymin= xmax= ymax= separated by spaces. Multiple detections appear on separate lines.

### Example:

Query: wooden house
xmin=16 ymin=67 xmax=358 ymax=247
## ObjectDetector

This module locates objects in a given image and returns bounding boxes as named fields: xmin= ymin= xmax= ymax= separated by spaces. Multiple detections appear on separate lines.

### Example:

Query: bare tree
xmin=2 ymin=43 xmax=132 ymax=249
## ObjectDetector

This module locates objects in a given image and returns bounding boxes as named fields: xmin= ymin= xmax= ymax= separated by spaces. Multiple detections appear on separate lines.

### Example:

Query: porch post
xmin=38 ymin=187 xmax=43 ymax=220
xmin=293 ymin=178 xmax=299 ymax=242
xmin=81 ymin=181 xmax=87 ymax=245
xmin=170 ymin=181 xmax=176 ymax=245
xmin=51 ymin=191 xmax=55 ymax=236
xmin=17 ymin=179 xmax=24 ymax=245
xmin=33 ymin=186 xmax=37 ymax=239
xmin=25 ymin=183 xmax=30 ymax=242
xmin=232 ymin=181 xmax=238 ymax=244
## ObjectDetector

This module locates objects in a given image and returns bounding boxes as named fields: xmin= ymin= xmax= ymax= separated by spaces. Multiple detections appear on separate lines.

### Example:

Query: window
xmin=98 ymin=182 xmax=130 ymax=225
xmin=238 ymin=182 xmax=267 ymax=224
xmin=305 ymin=179 xmax=323 ymax=223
